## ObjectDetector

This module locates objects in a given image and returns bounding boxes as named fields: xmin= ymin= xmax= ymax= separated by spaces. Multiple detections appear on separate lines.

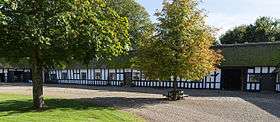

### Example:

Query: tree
xmin=220 ymin=17 xmax=280 ymax=44
xmin=105 ymin=0 xmax=154 ymax=49
xmin=0 ymin=0 xmax=129 ymax=110
xmin=218 ymin=25 xmax=248 ymax=44
xmin=99 ymin=0 xmax=154 ymax=69
xmin=136 ymin=0 xmax=221 ymax=100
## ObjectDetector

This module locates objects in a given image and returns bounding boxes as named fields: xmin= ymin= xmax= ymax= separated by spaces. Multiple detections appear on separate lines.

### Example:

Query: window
xmin=248 ymin=69 xmax=254 ymax=73
xmin=95 ymin=72 xmax=101 ymax=80
xmin=249 ymin=74 xmax=261 ymax=82
xmin=109 ymin=73 xmax=116 ymax=80
xmin=73 ymin=73 xmax=80 ymax=79
xmin=249 ymin=74 xmax=265 ymax=82
xmin=132 ymin=72 xmax=140 ymax=80
xmin=249 ymin=74 xmax=277 ymax=83
xmin=116 ymin=73 xmax=124 ymax=80
xmin=81 ymin=72 xmax=87 ymax=80
xmin=141 ymin=73 xmax=146 ymax=80
xmin=62 ymin=73 xmax=68 ymax=80
xmin=50 ymin=74 xmax=57 ymax=80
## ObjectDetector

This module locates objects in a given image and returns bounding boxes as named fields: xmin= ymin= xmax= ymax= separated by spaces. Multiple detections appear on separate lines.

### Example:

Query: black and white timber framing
xmin=0 ymin=68 xmax=31 ymax=83
xmin=47 ymin=69 xmax=221 ymax=89
xmin=0 ymin=66 xmax=279 ymax=92
xmin=246 ymin=67 xmax=279 ymax=92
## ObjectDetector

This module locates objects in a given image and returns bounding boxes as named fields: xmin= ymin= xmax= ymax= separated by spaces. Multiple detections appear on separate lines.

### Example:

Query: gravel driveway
xmin=0 ymin=83 xmax=280 ymax=122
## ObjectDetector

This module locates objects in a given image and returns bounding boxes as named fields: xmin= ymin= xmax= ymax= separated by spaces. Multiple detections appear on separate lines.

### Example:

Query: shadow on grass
xmin=2 ymin=83 xmax=280 ymax=118
xmin=0 ymin=97 xmax=166 ymax=117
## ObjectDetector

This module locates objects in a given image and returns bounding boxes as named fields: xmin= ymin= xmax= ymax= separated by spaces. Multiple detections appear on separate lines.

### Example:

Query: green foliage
xmin=0 ymin=0 xmax=130 ymax=67
xmin=0 ymin=93 xmax=144 ymax=122
xmin=220 ymin=17 xmax=280 ymax=44
xmin=0 ymin=58 xmax=30 ymax=68
xmin=0 ymin=0 xmax=130 ymax=108
xmin=105 ymin=0 xmax=154 ymax=49
xmin=136 ymin=0 xmax=221 ymax=80
xmin=101 ymin=0 xmax=154 ymax=68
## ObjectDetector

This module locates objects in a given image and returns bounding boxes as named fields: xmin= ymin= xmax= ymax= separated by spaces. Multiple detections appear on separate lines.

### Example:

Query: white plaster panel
xmin=262 ymin=67 xmax=268 ymax=73
xmin=216 ymin=71 xmax=221 ymax=83
xmin=24 ymin=69 xmax=31 ymax=72
xmin=269 ymin=67 xmax=276 ymax=73
xmin=70 ymin=70 xmax=73 ymax=79
xmin=216 ymin=83 xmax=220 ymax=89
xmin=247 ymin=84 xmax=250 ymax=90
xmin=80 ymin=69 xmax=87 ymax=73
xmin=255 ymin=67 xmax=261 ymax=73
xmin=277 ymin=84 xmax=280 ymax=91
xmin=252 ymin=84 xmax=255 ymax=90
xmin=125 ymin=68 xmax=131 ymax=72
xmin=109 ymin=69 xmax=115 ymax=73
xmin=248 ymin=69 xmax=254 ymax=73
xmin=256 ymin=84 xmax=260 ymax=90
xmin=206 ymin=83 xmax=209 ymax=88
xmin=211 ymin=83 xmax=214 ymax=88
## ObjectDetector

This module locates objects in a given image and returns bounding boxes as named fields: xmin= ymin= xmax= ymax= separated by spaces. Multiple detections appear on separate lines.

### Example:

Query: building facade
xmin=0 ymin=68 xmax=31 ymax=83
xmin=217 ymin=42 xmax=280 ymax=92
xmin=47 ymin=68 xmax=221 ymax=89
xmin=1 ymin=42 xmax=280 ymax=92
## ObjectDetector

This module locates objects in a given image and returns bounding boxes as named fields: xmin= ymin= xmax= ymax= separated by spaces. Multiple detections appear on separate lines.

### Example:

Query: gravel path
xmin=0 ymin=83 xmax=280 ymax=122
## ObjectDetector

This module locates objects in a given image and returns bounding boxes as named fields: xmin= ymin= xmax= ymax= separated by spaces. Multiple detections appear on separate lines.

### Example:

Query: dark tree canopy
xmin=0 ymin=0 xmax=130 ymax=109
xmin=105 ymin=0 xmax=154 ymax=49
xmin=99 ymin=0 xmax=154 ymax=68
xmin=220 ymin=17 xmax=280 ymax=44
xmin=0 ymin=0 xmax=130 ymax=66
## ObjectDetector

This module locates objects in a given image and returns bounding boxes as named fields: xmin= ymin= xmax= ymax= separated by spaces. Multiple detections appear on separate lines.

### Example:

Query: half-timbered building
xmin=1 ymin=42 xmax=280 ymax=92
xmin=217 ymin=42 xmax=280 ymax=92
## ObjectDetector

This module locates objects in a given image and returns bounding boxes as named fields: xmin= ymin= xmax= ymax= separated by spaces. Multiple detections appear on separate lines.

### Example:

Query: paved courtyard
xmin=0 ymin=83 xmax=280 ymax=122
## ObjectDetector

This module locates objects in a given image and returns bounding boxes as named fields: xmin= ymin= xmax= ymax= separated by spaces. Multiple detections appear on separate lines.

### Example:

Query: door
xmin=7 ymin=71 xmax=14 ymax=82
xmin=221 ymin=69 xmax=243 ymax=90
xmin=261 ymin=74 xmax=276 ymax=91
xmin=7 ymin=71 xmax=25 ymax=82
xmin=124 ymin=72 xmax=132 ymax=86
xmin=13 ymin=71 xmax=24 ymax=82
xmin=0 ymin=73 xmax=5 ymax=82
xmin=23 ymin=72 xmax=32 ymax=82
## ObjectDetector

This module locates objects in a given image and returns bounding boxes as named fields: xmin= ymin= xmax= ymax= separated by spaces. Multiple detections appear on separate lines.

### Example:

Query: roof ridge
xmin=217 ymin=41 xmax=280 ymax=47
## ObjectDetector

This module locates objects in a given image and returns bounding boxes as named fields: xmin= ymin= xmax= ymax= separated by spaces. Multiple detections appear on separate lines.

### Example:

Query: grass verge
xmin=0 ymin=93 xmax=144 ymax=122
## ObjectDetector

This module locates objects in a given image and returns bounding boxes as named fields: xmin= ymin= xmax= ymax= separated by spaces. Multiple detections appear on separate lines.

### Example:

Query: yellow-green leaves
xmin=137 ymin=0 xmax=222 ymax=81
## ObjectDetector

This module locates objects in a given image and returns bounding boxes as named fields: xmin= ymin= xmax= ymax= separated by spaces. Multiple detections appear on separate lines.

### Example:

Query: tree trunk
xmin=31 ymin=50 xmax=44 ymax=110
xmin=172 ymin=76 xmax=178 ymax=101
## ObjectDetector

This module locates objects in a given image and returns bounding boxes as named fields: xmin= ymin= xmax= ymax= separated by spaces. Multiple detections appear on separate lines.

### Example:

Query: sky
xmin=136 ymin=0 xmax=280 ymax=36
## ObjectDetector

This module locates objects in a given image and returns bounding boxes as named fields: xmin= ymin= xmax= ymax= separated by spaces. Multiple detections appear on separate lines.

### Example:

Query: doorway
xmin=7 ymin=71 xmax=25 ymax=82
xmin=124 ymin=72 xmax=132 ymax=86
xmin=0 ymin=73 xmax=5 ymax=82
xmin=221 ymin=69 xmax=243 ymax=90
xmin=260 ymin=74 xmax=276 ymax=91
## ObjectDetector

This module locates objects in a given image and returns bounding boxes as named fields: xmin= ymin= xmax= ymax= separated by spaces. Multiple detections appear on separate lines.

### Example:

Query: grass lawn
xmin=0 ymin=93 xmax=144 ymax=122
